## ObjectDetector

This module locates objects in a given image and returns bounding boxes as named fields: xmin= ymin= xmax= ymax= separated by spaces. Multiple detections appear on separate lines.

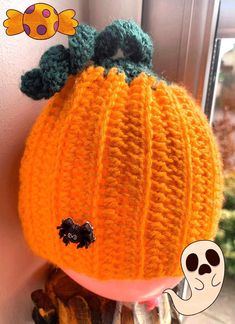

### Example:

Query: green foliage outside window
xmin=216 ymin=172 xmax=235 ymax=276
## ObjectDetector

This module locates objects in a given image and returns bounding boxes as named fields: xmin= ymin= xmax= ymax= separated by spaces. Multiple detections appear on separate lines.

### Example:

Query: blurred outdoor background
xmin=213 ymin=39 xmax=235 ymax=278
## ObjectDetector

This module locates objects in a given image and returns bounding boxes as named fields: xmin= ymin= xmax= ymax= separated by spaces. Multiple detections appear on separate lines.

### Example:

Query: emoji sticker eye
xmin=68 ymin=233 xmax=72 ymax=239
xmin=206 ymin=249 xmax=220 ymax=266
xmin=186 ymin=253 xmax=199 ymax=271
xmin=73 ymin=234 xmax=77 ymax=240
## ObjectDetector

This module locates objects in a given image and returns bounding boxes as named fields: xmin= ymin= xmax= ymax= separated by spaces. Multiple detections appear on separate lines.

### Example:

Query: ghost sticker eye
xmin=186 ymin=253 xmax=199 ymax=272
xmin=206 ymin=249 xmax=220 ymax=266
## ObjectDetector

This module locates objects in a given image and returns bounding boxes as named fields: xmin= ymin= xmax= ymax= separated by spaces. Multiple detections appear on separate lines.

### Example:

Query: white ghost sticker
xmin=164 ymin=240 xmax=225 ymax=316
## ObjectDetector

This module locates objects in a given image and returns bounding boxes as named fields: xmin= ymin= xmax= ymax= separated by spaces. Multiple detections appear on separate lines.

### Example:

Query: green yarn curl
xmin=69 ymin=24 xmax=97 ymax=74
xmin=21 ymin=20 xmax=157 ymax=100
xmin=94 ymin=20 xmax=153 ymax=66
xmin=21 ymin=45 xmax=70 ymax=100
xmin=21 ymin=25 xmax=96 ymax=100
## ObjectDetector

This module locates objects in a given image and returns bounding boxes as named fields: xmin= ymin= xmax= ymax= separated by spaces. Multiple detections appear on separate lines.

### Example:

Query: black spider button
xmin=57 ymin=218 xmax=96 ymax=249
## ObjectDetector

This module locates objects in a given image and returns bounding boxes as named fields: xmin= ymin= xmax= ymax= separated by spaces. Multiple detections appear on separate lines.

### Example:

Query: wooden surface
xmin=31 ymin=268 xmax=180 ymax=324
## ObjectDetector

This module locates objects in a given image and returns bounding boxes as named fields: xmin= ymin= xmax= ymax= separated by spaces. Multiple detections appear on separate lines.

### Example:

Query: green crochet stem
xmin=21 ymin=20 xmax=157 ymax=100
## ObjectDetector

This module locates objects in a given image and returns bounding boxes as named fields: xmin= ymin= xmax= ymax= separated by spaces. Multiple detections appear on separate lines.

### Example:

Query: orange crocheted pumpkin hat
xmin=19 ymin=20 xmax=223 ymax=282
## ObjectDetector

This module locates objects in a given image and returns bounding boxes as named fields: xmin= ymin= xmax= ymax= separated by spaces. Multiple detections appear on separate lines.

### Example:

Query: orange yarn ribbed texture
xmin=19 ymin=66 xmax=223 ymax=280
